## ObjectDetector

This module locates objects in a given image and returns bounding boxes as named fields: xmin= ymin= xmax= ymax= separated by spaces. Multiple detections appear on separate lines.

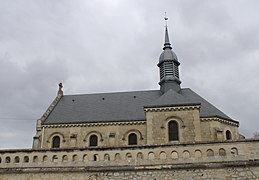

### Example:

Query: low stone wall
xmin=0 ymin=161 xmax=259 ymax=180
xmin=0 ymin=139 xmax=258 ymax=179
xmin=1 ymin=139 xmax=258 ymax=168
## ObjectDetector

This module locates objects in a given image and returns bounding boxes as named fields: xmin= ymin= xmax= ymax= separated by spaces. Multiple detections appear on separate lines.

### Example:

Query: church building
xmin=32 ymin=25 xmax=242 ymax=150
xmin=0 ymin=22 xmax=258 ymax=180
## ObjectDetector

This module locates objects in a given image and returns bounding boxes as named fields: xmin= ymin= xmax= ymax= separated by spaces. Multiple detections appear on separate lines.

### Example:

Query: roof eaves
xmin=201 ymin=115 xmax=239 ymax=125
xmin=144 ymin=103 xmax=201 ymax=109
xmin=43 ymin=118 xmax=146 ymax=125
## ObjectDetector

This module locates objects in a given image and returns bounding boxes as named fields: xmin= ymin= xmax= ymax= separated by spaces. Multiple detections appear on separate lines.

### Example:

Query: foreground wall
xmin=0 ymin=164 xmax=259 ymax=180
xmin=0 ymin=139 xmax=258 ymax=179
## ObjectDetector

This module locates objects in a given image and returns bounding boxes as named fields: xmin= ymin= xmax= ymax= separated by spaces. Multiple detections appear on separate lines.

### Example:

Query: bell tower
xmin=158 ymin=17 xmax=181 ymax=93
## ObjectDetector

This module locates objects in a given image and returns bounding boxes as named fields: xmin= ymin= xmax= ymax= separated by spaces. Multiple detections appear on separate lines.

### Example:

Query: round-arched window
xmin=52 ymin=136 xmax=60 ymax=148
xmin=226 ymin=130 xmax=232 ymax=140
xmin=89 ymin=135 xmax=98 ymax=147
xmin=128 ymin=133 xmax=137 ymax=145
xmin=168 ymin=121 xmax=179 ymax=141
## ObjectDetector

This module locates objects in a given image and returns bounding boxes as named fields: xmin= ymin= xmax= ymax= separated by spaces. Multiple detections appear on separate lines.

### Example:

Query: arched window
xmin=52 ymin=136 xmax=60 ymax=148
xmin=168 ymin=121 xmax=179 ymax=141
xmin=89 ymin=135 xmax=98 ymax=147
xmin=128 ymin=133 xmax=137 ymax=145
xmin=226 ymin=130 xmax=232 ymax=140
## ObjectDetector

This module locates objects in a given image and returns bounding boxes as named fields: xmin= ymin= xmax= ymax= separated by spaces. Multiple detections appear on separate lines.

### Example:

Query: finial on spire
xmin=58 ymin=82 xmax=63 ymax=96
xmin=163 ymin=12 xmax=171 ymax=49
xmin=164 ymin=12 xmax=168 ymax=27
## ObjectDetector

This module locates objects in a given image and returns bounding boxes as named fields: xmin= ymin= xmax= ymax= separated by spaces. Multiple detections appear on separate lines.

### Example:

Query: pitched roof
xmin=43 ymin=88 xmax=234 ymax=125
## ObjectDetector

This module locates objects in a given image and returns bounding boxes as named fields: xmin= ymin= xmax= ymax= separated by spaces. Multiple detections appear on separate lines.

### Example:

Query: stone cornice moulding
xmin=144 ymin=105 xmax=200 ymax=112
xmin=42 ymin=121 xmax=146 ymax=128
xmin=201 ymin=117 xmax=239 ymax=127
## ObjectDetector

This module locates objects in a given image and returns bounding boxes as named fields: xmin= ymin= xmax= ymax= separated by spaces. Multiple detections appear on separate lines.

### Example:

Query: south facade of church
xmin=33 ymin=26 xmax=241 ymax=150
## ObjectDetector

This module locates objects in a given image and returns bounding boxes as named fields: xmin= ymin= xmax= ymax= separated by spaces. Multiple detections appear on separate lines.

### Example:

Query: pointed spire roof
xmin=158 ymin=16 xmax=181 ymax=93
xmin=163 ymin=26 xmax=172 ymax=50
xmin=159 ymin=26 xmax=178 ymax=63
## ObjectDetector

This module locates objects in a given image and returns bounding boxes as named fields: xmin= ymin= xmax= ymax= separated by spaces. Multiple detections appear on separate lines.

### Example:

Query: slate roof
xmin=43 ymin=88 xmax=235 ymax=125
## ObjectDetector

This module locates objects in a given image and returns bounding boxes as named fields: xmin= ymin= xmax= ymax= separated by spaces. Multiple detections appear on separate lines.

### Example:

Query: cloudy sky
xmin=0 ymin=0 xmax=258 ymax=149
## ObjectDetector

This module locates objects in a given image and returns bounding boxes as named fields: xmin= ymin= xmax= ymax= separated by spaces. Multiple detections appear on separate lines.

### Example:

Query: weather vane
xmin=164 ymin=12 xmax=168 ymax=27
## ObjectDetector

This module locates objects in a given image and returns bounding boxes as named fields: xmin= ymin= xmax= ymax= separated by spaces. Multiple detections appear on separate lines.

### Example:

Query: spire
xmin=163 ymin=12 xmax=172 ymax=50
xmin=164 ymin=26 xmax=172 ymax=50
xmin=157 ymin=15 xmax=181 ymax=93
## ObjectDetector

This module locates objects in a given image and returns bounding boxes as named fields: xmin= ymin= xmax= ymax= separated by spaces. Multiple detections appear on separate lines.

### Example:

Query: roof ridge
xmin=63 ymin=89 xmax=161 ymax=97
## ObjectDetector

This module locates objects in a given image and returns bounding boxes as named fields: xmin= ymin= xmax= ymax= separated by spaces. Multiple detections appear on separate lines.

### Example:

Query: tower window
xmin=226 ymin=130 xmax=232 ymax=140
xmin=160 ymin=66 xmax=165 ymax=79
xmin=165 ymin=62 xmax=173 ymax=77
xmin=52 ymin=136 xmax=60 ymax=148
xmin=173 ymin=63 xmax=179 ymax=78
xmin=89 ymin=135 xmax=98 ymax=147
xmin=128 ymin=133 xmax=137 ymax=145
xmin=168 ymin=121 xmax=179 ymax=141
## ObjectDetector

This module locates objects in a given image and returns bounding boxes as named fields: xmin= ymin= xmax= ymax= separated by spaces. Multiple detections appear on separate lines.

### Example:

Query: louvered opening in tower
xmin=165 ymin=62 xmax=173 ymax=77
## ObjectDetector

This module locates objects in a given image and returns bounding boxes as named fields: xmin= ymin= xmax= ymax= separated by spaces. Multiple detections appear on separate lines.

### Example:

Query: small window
xmin=89 ymin=135 xmax=98 ymax=147
xmin=52 ymin=136 xmax=60 ymax=148
xmin=5 ymin=157 xmax=11 ymax=163
xmin=226 ymin=130 xmax=232 ymax=140
xmin=168 ymin=121 xmax=179 ymax=141
xmin=23 ymin=156 xmax=29 ymax=163
xmin=219 ymin=148 xmax=226 ymax=156
xmin=128 ymin=133 xmax=137 ymax=145
xmin=33 ymin=156 xmax=38 ymax=163
xmin=52 ymin=155 xmax=58 ymax=163
xmin=14 ymin=156 xmax=20 ymax=163
xmin=93 ymin=154 xmax=99 ymax=161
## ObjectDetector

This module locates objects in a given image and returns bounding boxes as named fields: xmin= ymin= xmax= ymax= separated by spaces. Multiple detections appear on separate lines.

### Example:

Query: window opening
xmin=128 ymin=133 xmax=137 ymax=145
xmin=226 ymin=130 xmax=232 ymax=140
xmin=52 ymin=136 xmax=60 ymax=148
xmin=89 ymin=135 xmax=98 ymax=147
xmin=168 ymin=121 xmax=179 ymax=141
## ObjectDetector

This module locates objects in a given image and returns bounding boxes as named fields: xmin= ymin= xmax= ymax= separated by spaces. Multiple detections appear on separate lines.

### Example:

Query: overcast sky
xmin=0 ymin=0 xmax=258 ymax=149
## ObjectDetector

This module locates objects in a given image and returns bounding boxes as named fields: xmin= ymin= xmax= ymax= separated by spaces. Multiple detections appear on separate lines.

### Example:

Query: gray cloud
xmin=0 ymin=0 xmax=258 ymax=148
xmin=0 ymin=54 xmax=68 ymax=148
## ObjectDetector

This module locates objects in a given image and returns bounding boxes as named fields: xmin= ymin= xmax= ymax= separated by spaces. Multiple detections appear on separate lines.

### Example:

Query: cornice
xmin=144 ymin=105 xmax=200 ymax=112
xmin=43 ymin=121 xmax=146 ymax=128
xmin=201 ymin=117 xmax=239 ymax=127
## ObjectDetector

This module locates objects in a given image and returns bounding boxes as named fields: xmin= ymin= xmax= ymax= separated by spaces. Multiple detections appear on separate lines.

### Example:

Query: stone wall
xmin=37 ymin=121 xmax=147 ymax=149
xmin=1 ymin=139 xmax=259 ymax=168
xmin=0 ymin=165 xmax=259 ymax=180
xmin=0 ymin=161 xmax=259 ymax=180
xmin=200 ymin=118 xmax=239 ymax=141
xmin=145 ymin=106 xmax=239 ymax=145
xmin=145 ymin=106 xmax=202 ymax=144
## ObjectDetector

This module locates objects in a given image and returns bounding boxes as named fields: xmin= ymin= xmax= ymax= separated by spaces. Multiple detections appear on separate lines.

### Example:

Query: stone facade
xmin=38 ymin=121 xmax=147 ymax=149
